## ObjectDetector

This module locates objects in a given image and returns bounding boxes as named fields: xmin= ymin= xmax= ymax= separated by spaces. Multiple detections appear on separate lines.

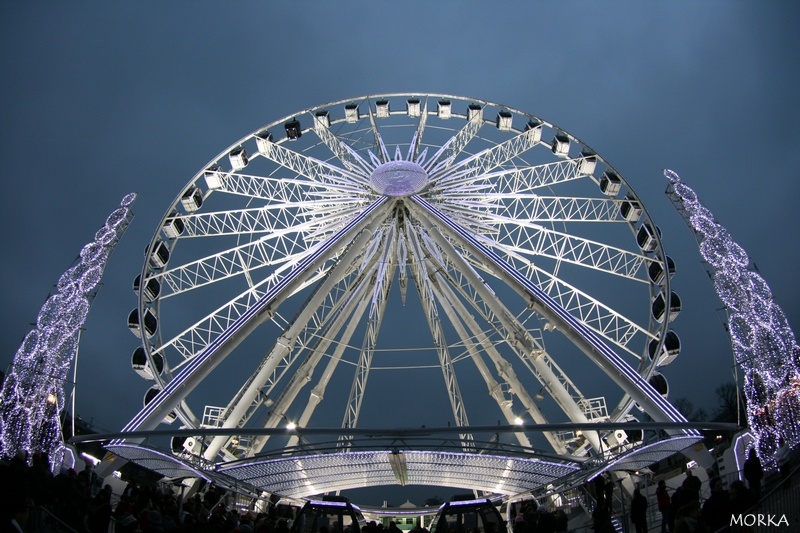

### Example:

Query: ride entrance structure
xmin=100 ymin=95 xmax=704 ymax=504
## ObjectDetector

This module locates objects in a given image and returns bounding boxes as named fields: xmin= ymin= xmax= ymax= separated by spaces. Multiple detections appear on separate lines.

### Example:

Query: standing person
xmin=630 ymin=488 xmax=648 ymax=533
xmin=728 ymin=480 xmax=755 ymax=516
xmin=701 ymin=477 xmax=731 ymax=533
xmin=604 ymin=475 xmax=614 ymax=512
xmin=592 ymin=475 xmax=606 ymax=510
xmin=591 ymin=505 xmax=613 ymax=533
xmin=682 ymin=470 xmax=701 ymax=503
xmin=742 ymin=448 xmax=763 ymax=501
xmin=656 ymin=480 xmax=671 ymax=533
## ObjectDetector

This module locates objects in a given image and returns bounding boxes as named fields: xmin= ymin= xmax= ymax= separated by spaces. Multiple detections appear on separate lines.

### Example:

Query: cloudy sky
xmin=1 ymin=1 xmax=798 ymax=456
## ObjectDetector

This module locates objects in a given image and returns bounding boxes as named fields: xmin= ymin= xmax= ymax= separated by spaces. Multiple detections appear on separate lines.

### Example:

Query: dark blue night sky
xmin=1 ymin=3 xmax=798 ymax=451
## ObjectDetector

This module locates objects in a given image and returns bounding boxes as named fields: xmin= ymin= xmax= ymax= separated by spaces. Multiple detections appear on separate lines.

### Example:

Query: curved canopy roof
xmin=103 ymin=433 xmax=702 ymax=501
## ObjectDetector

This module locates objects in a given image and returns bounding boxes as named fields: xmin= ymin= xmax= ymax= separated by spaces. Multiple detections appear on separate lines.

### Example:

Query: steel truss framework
xmin=117 ymin=94 xmax=695 ymax=498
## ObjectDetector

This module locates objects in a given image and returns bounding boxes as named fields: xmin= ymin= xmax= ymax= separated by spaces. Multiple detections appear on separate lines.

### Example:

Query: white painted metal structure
xmin=123 ymin=95 xmax=691 ymax=478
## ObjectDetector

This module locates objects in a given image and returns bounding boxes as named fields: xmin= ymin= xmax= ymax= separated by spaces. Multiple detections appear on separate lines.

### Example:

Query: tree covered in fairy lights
xmin=0 ymin=193 xmax=136 ymax=466
xmin=665 ymin=169 xmax=800 ymax=466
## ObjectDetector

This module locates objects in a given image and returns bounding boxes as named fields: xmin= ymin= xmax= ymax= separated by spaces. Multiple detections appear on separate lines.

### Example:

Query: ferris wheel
xmin=125 ymin=94 xmax=686 ymax=462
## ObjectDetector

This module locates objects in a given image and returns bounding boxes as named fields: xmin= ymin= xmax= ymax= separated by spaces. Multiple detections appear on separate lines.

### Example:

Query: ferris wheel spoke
xmin=433 ymin=158 xmax=591 ymax=199
xmin=481 ymin=220 xmax=650 ymax=282
xmin=150 ymin=215 xmax=356 ymax=299
xmin=153 ymin=224 xmax=377 ymax=364
xmin=341 ymin=225 xmax=398 ymax=441
xmin=249 ymin=248 xmax=384 ymax=456
xmin=426 ymin=221 xmax=599 ymax=420
xmin=283 ymin=287 xmax=375 ymax=452
xmin=436 ymin=202 xmax=652 ymax=284
xmin=409 ymin=195 xmax=690 ymax=431
xmin=173 ymin=198 xmax=368 ymax=239
xmin=419 ymin=200 xmax=651 ymax=359
xmin=207 ymin=171 xmax=364 ymax=203
xmin=312 ymin=118 xmax=374 ymax=179
xmin=408 ymin=99 xmax=429 ymax=163
xmin=169 ymin=206 xmax=319 ymax=239
xmin=423 ymin=104 xmax=485 ymax=175
xmin=201 ymin=230 xmax=384 ymax=460
xmin=450 ymin=196 xmax=626 ymax=224
xmin=475 ymin=239 xmax=652 ymax=357
xmin=434 ymin=275 xmax=588 ymax=454
xmin=406 ymin=226 xmax=473 ymax=446
xmin=492 ymin=157 xmax=596 ymax=194
xmin=123 ymin=197 xmax=390 ymax=436
xmin=364 ymin=99 xmax=391 ymax=164
xmin=154 ymin=276 xmax=286 ymax=364
xmin=430 ymin=127 xmax=542 ymax=187
xmin=256 ymin=139 xmax=369 ymax=189
xmin=425 ymin=272 xmax=537 ymax=450
xmin=414 ymin=218 xmax=603 ymax=452
xmin=254 ymin=278 xmax=376 ymax=454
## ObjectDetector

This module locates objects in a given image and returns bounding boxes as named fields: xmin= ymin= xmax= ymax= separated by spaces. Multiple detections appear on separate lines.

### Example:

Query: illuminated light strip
xmin=116 ymin=197 xmax=389 ymax=441
xmin=410 ymin=195 xmax=697 ymax=436
xmin=216 ymin=449 xmax=580 ymax=498
xmin=664 ymin=169 xmax=800 ymax=464
xmin=0 ymin=193 xmax=136 ymax=462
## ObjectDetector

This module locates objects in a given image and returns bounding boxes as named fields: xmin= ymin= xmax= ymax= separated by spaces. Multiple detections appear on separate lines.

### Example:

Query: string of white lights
xmin=664 ymin=169 xmax=800 ymax=466
xmin=0 ymin=193 xmax=136 ymax=468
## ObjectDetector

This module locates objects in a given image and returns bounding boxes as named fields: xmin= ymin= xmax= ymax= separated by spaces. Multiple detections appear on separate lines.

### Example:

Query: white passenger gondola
xmin=524 ymin=119 xmax=543 ymax=142
xmin=143 ymin=385 xmax=178 ymax=423
xmin=575 ymin=150 xmax=597 ymax=175
xmin=496 ymin=110 xmax=513 ymax=131
xmin=162 ymin=215 xmax=184 ymax=239
xmin=649 ymin=330 xmax=681 ymax=366
xmin=648 ymin=256 xmax=676 ymax=285
xmin=133 ymin=274 xmax=160 ymax=302
xmin=375 ymin=99 xmax=390 ymax=118
xmin=652 ymin=291 xmax=681 ymax=322
xmin=285 ymin=118 xmax=302 ymax=140
xmin=620 ymin=195 xmax=643 ymax=222
xmin=406 ymin=97 xmax=421 ymax=117
xmin=636 ymin=223 xmax=660 ymax=251
xmin=649 ymin=372 xmax=669 ymax=397
xmin=551 ymin=133 xmax=570 ymax=157
xmin=131 ymin=346 xmax=164 ymax=380
xmin=255 ymin=129 xmax=274 ymax=155
xmin=128 ymin=307 xmax=158 ymax=338
xmin=228 ymin=146 xmax=249 ymax=170
xmin=437 ymin=99 xmax=452 ymax=119
xmin=203 ymin=164 xmax=224 ymax=189
xmin=314 ymin=110 xmax=330 ymax=129
xmin=344 ymin=103 xmax=360 ymax=123
xmin=600 ymin=170 xmax=621 ymax=196
xmin=467 ymin=103 xmax=482 ymax=122
xmin=148 ymin=240 xmax=170 ymax=267
xmin=180 ymin=186 xmax=203 ymax=213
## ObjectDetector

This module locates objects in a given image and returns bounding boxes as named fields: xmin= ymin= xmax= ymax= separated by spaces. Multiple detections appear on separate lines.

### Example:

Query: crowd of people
xmin=509 ymin=502 xmax=568 ymax=533
xmin=1 ymin=442 xmax=793 ymax=533
xmin=588 ymin=456 xmax=768 ymax=533
xmin=0 ymin=448 xmax=286 ymax=533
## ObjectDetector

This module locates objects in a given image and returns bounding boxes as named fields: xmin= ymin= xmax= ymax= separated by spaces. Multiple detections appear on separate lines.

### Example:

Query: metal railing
xmin=734 ymin=463 xmax=799 ymax=533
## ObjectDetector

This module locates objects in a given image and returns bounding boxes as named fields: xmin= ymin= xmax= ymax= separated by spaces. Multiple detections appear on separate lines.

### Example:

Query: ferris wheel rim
xmin=130 ymin=93 xmax=678 ymax=459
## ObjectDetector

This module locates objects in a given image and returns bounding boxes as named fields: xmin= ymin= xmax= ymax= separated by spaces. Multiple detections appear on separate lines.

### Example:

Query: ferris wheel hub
xmin=369 ymin=160 xmax=428 ymax=197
